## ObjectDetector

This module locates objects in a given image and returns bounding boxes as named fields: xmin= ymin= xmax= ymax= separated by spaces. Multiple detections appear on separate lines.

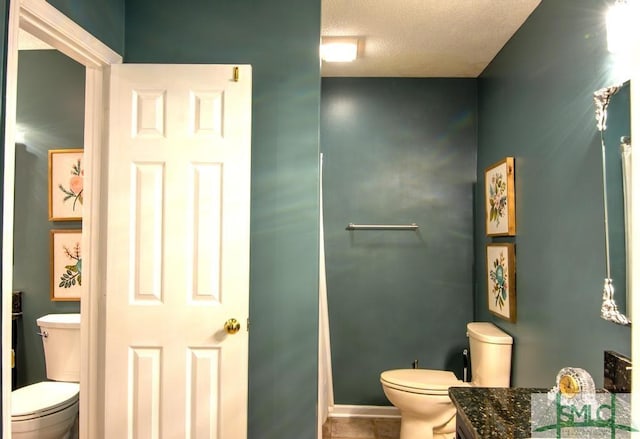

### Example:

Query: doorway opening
xmin=2 ymin=1 xmax=121 ymax=437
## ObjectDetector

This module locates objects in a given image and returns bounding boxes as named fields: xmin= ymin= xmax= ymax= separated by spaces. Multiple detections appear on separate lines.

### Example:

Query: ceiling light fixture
xmin=320 ymin=37 xmax=359 ymax=63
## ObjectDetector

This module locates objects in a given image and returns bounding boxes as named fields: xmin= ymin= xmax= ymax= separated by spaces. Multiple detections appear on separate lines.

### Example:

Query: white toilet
xmin=380 ymin=322 xmax=513 ymax=439
xmin=11 ymin=314 xmax=81 ymax=439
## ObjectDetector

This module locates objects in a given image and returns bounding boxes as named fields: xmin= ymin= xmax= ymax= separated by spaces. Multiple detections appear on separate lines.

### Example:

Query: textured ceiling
xmin=19 ymin=2 xmax=542 ymax=76
xmin=321 ymin=0 xmax=541 ymax=77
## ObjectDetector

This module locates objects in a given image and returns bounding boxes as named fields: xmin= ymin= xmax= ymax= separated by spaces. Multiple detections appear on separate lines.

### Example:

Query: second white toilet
xmin=380 ymin=322 xmax=513 ymax=439
xmin=11 ymin=314 xmax=81 ymax=439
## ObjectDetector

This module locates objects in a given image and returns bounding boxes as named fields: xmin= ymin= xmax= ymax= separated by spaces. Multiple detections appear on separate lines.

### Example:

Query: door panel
xmin=104 ymin=64 xmax=251 ymax=439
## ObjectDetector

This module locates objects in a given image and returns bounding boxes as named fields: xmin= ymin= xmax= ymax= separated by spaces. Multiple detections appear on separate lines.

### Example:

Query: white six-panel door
xmin=104 ymin=64 xmax=251 ymax=439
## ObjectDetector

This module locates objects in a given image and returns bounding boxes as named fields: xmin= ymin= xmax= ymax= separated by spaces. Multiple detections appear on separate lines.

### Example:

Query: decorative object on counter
xmin=547 ymin=367 xmax=596 ymax=406
xmin=50 ymin=229 xmax=82 ymax=301
xmin=486 ymin=243 xmax=516 ymax=322
xmin=593 ymin=84 xmax=631 ymax=326
xmin=604 ymin=350 xmax=632 ymax=393
xmin=484 ymin=157 xmax=515 ymax=236
xmin=531 ymin=367 xmax=634 ymax=437
xmin=48 ymin=149 xmax=84 ymax=221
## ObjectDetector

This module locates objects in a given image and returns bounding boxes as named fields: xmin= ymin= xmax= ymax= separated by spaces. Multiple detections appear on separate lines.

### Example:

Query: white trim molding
xmin=19 ymin=0 xmax=120 ymax=68
xmin=2 ymin=1 xmax=122 ymax=438
xmin=329 ymin=405 xmax=400 ymax=419
xmin=2 ymin=2 xmax=20 ymax=435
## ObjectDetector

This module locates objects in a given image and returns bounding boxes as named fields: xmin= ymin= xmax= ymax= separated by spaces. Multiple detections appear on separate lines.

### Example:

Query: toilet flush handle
xmin=36 ymin=330 xmax=48 ymax=338
xmin=462 ymin=349 xmax=469 ymax=382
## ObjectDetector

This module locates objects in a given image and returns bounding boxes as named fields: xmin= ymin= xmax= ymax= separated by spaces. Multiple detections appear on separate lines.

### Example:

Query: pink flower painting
xmin=49 ymin=149 xmax=84 ymax=221
xmin=58 ymin=158 xmax=84 ymax=211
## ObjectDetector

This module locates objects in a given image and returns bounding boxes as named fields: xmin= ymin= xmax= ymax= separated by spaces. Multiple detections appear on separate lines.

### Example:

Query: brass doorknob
xmin=224 ymin=318 xmax=241 ymax=334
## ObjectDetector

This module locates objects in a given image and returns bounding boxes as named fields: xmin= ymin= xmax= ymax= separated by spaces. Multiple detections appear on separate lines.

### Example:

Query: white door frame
xmin=2 ymin=0 xmax=121 ymax=437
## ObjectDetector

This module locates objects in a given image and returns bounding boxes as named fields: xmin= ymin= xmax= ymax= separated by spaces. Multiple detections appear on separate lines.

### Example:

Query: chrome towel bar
xmin=346 ymin=223 xmax=419 ymax=231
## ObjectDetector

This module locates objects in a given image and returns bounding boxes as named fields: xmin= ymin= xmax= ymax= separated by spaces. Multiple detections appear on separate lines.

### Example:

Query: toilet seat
xmin=380 ymin=369 xmax=463 ymax=395
xmin=11 ymin=381 xmax=79 ymax=421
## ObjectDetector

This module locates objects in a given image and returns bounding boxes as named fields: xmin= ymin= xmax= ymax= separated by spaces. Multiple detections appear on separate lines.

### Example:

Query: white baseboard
xmin=328 ymin=404 xmax=400 ymax=418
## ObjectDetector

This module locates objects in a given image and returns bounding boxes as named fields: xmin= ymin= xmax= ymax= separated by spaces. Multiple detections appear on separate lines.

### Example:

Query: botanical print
xmin=58 ymin=240 xmax=82 ymax=288
xmin=487 ymin=171 xmax=507 ymax=228
xmin=51 ymin=230 xmax=82 ymax=301
xmin=486 ymin=243 xmax=516 ymax=322
xmin=57 ymin=158 xmax=83 ymax=212
xmin=49 ymin=149 xmax=84 ymax=221
xmin=484 ymin=157 xmax=515 ymax=236
xmin=489 ymin=250 xmax=508 ymax=310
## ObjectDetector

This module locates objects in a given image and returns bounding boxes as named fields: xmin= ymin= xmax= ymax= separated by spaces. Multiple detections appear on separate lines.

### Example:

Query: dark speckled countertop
xmin=449 ymin=387 xmax=546 ymax=438
xmin=449 ymin=387 xmax=632 ymax=439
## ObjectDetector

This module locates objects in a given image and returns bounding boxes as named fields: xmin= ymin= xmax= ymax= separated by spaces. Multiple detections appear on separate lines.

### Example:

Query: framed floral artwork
xmin=486 ymin=243 xmax=516 ymax=322
xmin=50 ymin=229 xmax=82 ymax=301
xmin=485 ymin=157 xmax=515 ymax=236
xmin=49 ymin=149 xmax=84 ymax=221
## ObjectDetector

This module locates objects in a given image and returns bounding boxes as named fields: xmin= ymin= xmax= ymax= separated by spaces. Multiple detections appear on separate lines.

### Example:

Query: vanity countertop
xmin=449 ymin=387 xmax=631 ymax=439
xmin=449 ymin=387 xmax=544 ymax=438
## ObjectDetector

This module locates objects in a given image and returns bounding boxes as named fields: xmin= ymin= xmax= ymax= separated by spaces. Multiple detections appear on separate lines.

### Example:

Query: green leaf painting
xmin=51 ymin=229 xmax=83 ymax=301
xmin=489 ymin=251 xmax=508 ymax=311
xmin=58 ymin=241 xmax=82 ymax=289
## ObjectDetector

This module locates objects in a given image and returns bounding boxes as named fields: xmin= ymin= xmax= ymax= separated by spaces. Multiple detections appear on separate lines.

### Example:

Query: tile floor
xmin=322 ymin=417 xmax=401 ymax=439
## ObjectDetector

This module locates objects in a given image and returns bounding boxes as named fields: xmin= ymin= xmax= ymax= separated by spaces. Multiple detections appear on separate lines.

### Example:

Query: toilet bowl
xmin=11 ymin=314 xmax=81 ymax=439
xmin=381 ymin=369 xmax=469 ymax=439
xmin=380 ymin=322 xmax=513 ymax=439
xmin=11 ymin=381 xmax=79 ymax=439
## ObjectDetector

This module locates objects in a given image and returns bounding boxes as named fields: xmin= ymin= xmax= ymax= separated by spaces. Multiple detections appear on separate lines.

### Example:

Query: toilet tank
xmin=467 ymin=322 xmax=513 ymax=387
xmin=37 ymin=314 xmax=80 ymax=382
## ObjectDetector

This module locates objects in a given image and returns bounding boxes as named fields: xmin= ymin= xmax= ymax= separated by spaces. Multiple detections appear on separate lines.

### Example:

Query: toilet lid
xmin=380 ymin=369 xmax=462 ymax=393
xmin=12 ymin=381 xmax=79 ymax=420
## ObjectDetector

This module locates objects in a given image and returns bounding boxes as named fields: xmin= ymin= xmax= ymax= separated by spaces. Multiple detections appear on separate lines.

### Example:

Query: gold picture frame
xmin=50 ymin=229 xmax=82 ymax=301
xmin=486 ymin=243 xmax=516 ymax=322
xmin=485 ymin=157 xmax=515 ymax=236
xmin=48 ymin=149 xmax=84 ymax=221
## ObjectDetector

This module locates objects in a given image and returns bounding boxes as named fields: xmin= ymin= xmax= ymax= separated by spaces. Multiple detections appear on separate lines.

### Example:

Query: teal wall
xmin=0 ymin=0 xmax=632 ymax=436
xmin=321 ymin=78 xmax=477 ymax=405
xmin=47 ymin=0 xmax=124 ymax=54
xmin=13 ymin=50 xmax=84 ymax=387
xmin=475 ymin=0 xmax=631 ymax=387
xmin=124 ymin=1 xmax=321 ymax=437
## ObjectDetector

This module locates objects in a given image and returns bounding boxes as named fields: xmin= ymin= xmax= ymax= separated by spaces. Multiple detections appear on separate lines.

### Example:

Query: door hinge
xmin=233 ymin=66 xmax=240 ymax=82
xmin=246 ymin=317 xmax=250 ymax=332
